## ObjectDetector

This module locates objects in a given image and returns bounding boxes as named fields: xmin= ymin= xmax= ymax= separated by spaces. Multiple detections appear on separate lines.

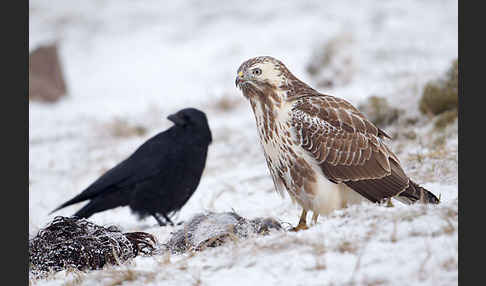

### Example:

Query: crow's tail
xmin=50 ymin=193 xmax=91 ymax=215
xmin=51 ymin=191 xmax=129 ymax=219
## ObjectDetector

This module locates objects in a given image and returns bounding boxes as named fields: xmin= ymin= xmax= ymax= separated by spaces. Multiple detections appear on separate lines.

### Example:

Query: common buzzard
xmin=235 ymin=56 xmax=439 ymax=231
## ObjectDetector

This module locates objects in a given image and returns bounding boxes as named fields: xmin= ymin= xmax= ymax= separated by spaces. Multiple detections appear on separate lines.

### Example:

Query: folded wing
xmin=289 ymin=95 xmax=411 ymax=203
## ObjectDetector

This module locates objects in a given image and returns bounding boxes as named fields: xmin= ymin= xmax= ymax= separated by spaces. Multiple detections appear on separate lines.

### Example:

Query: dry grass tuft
xmin=358 ymin=96 xmax=403 ymax=129
xmin=306 ymin=33 xmax=356 ymax=88
xmin=419 ymin=59 xmax=458 ymax=120
xmin=337 ymin=240 xmax=358 ymax=254
xmin=101 ymin=268 xmax=157 ymax=286
xmin=401 ymin=130 xmax=417 ymax=140
xmin=390 ymin=219 xmax=398 ymax=243
xmin=441 ymin=257 xmax=458 ymax=272
xmin=438 ymin=206 xmax=458 ymax=236
xmin=360 ymin=277 xmax=389 ymax=286
xmin=305 ymin=255 xmax=327 ymax=271
xmin=214 ymin=94 xmax=242 ymax=112
xmin=434 ymin=109 xmax=458 ymax=130
xmin=106 ymin=118 xmax=148 ymax=138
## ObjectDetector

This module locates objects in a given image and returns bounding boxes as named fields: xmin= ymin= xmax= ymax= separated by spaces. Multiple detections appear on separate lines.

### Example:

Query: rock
xmin=29 ymin=43 xmax=67 ymax=103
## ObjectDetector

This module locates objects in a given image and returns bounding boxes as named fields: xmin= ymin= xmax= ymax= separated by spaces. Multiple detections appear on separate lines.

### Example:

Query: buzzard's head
xmin=235 ymin=56 xmax=293 ymax=100
xmin=235 ymin=56 xmax=313 ymax=105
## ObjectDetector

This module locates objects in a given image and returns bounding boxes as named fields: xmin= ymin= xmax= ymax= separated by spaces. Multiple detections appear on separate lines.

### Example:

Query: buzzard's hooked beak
xmin=235 ymin=71 xmax=244 ymax=88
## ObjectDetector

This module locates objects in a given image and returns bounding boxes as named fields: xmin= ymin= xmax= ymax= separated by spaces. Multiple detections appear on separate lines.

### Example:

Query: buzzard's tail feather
xmin=396 ymin=180 xmax=440 ymax=205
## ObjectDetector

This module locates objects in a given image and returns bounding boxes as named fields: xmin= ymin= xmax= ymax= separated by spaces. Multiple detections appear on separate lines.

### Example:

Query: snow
xmin=29 ymin=0 xmax=458 ymax=285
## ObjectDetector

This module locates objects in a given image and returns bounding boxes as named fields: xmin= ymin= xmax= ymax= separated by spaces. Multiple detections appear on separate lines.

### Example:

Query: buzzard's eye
xmin=252 ymin=68 xmax=262 ymax=76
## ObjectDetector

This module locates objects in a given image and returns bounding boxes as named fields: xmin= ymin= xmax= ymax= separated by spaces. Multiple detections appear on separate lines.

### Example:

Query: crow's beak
xmin=167 ymin=113 xmax=185 ymax=125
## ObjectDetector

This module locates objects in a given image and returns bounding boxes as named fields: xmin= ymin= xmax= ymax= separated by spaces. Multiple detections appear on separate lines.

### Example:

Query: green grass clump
xmin=419 ymin=59 xmax=458 ymax=116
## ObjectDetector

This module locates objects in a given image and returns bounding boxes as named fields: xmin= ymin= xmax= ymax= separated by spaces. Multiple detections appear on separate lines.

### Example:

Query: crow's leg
xmin=162 ymin=213 xmax=175 ymax=226
xmin=152 ymin=213 xmax=167 ymax=226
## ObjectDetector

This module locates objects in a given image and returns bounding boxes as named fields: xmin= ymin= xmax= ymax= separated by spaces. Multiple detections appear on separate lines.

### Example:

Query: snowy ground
xmin=29 ymin=1 xmax=458 ymax=285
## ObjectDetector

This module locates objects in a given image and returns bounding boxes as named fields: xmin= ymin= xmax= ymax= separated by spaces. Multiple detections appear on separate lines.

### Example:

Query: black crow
xmin=50 ymin=108 xmax=212 ymax=226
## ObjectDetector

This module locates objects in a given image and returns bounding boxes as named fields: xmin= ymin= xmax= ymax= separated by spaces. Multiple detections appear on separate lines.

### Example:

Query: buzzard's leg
xmin=291 ymin=209 xmax=309 ymax=232
xmin=311 ymin=212 xmax=319 ymax=225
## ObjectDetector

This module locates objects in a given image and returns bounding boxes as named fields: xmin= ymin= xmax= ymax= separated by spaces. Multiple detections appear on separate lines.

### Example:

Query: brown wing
xmin=289 ymin=95 xmax=411 ymax=203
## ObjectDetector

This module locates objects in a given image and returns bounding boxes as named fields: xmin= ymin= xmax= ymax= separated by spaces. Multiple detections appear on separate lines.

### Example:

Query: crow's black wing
xmin=51 ymin=130 xmax=176 ymax=213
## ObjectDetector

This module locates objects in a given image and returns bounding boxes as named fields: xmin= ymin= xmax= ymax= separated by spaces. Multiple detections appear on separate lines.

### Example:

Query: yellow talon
xmin=290 ymin=209 xmax=309 ymax=232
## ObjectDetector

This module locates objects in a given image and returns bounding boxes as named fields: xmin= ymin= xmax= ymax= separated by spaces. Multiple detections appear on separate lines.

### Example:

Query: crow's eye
xmin=252 ymin=68 xmax=262 ymax=76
